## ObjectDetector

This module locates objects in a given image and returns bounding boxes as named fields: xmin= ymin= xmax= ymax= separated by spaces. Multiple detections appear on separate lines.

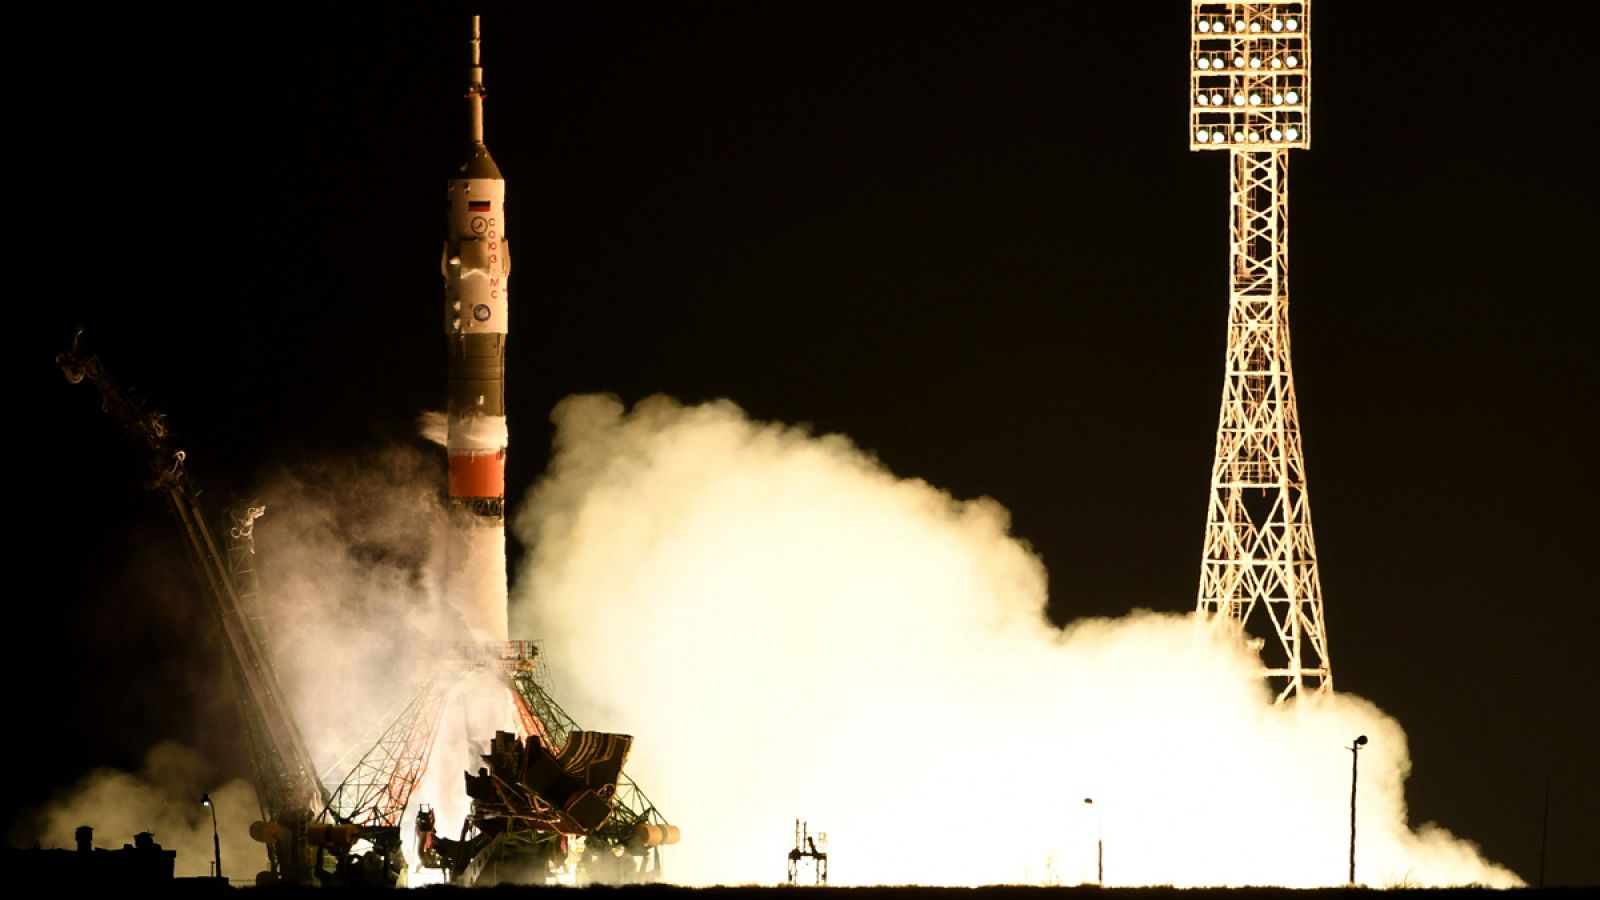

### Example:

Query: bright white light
xmin=1198 ymin=20 xmax=1211 ymax=33
xmin=1197 ymin=93 xmax=1209 ymax=106
xmin=1233 ymin=93 xmax=1245 ymax=106
xmin=1198 ymin=58 xmax=1210 ymax=69
xmin=1286 ymin=126 xmax=1301 ymax=140
xmin=1286 ymin=54 xmax=1300 ymax=67
xmin=1213 ymin=57 xmax=1226 ymax=69
xmin=1273 ymin=92 xmax=1284 ymax=104
xmin=1234 ymin=19 xmax=1244 ymax=31
xmin=1211 ymin=93 xmax=1224 ymax=104
xmin=1286 ymin=90 xmax=1300 ymax=104
xmin=1250 ymin=22 xmax=1262 ymax=33
xmin=1270 ymin=58 xmax=1282 ymax=69
xmin=1249 ymin=131 xmax=1261 ymax=142
xmin=1250 ymin=57 xmax=1262 ymax=68
xmin=1233 ymin=130 xmax=1245 ymax=141
xmin=1270 ymin=127 xmax=1283 ymax=140
xmin=1250 ymin=93 xmax=1262 ymax=105
xmin=1234 ymin=55 xmax=1245 ymax=67
xmin=1213 ymin=19 xmax=1225 ymax=31
xmin=1213 ymin=129 xmax=1226 ymax=142
xmin=1197 ymin=129 xmax=1210 ymax=142
xmin=1271 ymin=19 xmax=1284 ymax=32
xmin=1288 ymin=18 xmax=1300 ymax=31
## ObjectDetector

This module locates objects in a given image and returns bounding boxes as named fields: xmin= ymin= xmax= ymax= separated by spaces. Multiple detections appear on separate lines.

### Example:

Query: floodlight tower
xmin=1190 ymin=2 xmax=1331 ymax=702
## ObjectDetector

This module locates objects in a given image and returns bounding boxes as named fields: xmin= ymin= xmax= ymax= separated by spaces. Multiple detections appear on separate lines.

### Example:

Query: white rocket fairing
xmin=443 ymin=16 xmax=509 ymax=641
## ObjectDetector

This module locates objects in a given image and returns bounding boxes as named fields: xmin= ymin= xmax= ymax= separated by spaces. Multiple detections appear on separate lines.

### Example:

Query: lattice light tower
xmin=1191 ymin=1 xmax=1331 ymax=702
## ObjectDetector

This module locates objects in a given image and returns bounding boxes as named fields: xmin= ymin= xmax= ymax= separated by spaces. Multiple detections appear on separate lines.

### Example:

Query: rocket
xmin=443 ymin=16 xmax=509 ymax=642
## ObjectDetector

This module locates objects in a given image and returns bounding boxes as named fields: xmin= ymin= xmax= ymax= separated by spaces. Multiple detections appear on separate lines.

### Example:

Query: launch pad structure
xmin=1189 ymin=1 xmax=1332 ymax=702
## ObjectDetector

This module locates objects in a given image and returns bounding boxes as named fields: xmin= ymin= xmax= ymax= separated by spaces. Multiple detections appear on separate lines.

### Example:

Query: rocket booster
xmin=443 ymin=16 xmax=509 ymax=641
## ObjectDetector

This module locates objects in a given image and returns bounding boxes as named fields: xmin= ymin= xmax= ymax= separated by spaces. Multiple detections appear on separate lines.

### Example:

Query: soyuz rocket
xmin=443 ymin=16 xmax=509 ymax=642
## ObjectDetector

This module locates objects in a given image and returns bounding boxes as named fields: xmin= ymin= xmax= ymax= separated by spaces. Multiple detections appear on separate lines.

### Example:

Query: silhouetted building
xmin=8 ymin=826 xmax=179 ymax=888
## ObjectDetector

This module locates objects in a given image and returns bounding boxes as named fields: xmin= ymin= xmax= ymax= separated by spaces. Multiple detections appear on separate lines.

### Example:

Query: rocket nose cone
xmin=459 ymin=143 xmax=503 ymax=180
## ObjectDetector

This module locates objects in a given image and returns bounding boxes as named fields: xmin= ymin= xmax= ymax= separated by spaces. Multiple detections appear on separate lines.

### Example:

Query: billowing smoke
xmin=25 ymin=743 xmax=259 ymax=879
xmin=512 ymin=394 xmax=1520 ymax=888
xmin=252 ymin=444 xmax=515 ymax=858
xmin=253 ymin=444 xmax=460 ymax=765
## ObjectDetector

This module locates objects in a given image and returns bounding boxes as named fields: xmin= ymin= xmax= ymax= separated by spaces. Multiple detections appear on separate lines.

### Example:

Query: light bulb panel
xmin=1191 ymin=1 xmax=1311 ymax=151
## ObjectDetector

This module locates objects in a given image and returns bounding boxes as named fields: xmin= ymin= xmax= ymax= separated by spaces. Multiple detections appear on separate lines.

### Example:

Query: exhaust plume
xmin=512 ymin=393 xmax=1520 ymax=888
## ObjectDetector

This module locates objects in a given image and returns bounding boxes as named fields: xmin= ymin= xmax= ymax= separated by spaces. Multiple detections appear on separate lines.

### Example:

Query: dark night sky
xmin=18 ymin=2 xmax=1597 ymax=886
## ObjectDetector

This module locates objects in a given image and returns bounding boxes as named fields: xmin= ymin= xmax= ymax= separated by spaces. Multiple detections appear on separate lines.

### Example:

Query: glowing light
xmin=1234 ymin=55 xmax=1245 ymax=68
xmin=1233 ymin=130 xmax=1245 ymax=142
xmin=1273 ymin=92 xmax=1284 ymax=104
xmin=1286 ymin=126 xmax=1301 ymax=140
xmin=1270 ymin=58 xmax=1282 ymax=69
xmin=1197 ymin=93 xmax=1209 ymax=106
xmin=1198 ymin=58 xmax=1210 ymax=69
xmin=1270 ymin=127 xmax=1283 ymax=140
xmin=1250 ymin=22 xmax=1262 ymax=33
xmin=1211 ymin=93 xmax=1224 ymax=105
xmin=1250 ymin=93 xmax=1262 ymax=105
xmin=1233 ymin=93 xmax=1245 ymax=106
xmin=1248 ymin=131 xmax=1261 ymax=142
xmin=1271 ymin=19 xmax=1284 ymax=32
xmin=1286 ymin=90 xmax=1300 ymax=104
xmin=1212 ymin=128 xmax=1226 ymax=142
xmin=1286 ymin=54 xmax=1300 ymax=67
xmin=1288 ymin=18 xmax=1300 ymax=31
xmin=1234 ymin=19 xmax=1244 ymax=31
xmin=1197 ymin=129 xmax=1210 ymax=142
xmin=1250 ymin=57 xmax=1262 ymax=68
xmin=1198 ymin=20 xmax=1211 ymax=33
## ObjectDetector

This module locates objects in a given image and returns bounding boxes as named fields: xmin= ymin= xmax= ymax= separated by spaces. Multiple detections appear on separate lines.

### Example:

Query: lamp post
xmin=201 ymin=792 xmax=222 ymax=880
xmin=1348 ymin=736 xmax=1367 ymax=885
xmin=1083 ymin=797 xmax=1102 ymax=885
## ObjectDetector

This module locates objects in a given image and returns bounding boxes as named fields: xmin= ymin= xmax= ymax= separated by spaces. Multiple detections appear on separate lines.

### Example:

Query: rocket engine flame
xmin=512 ymin=393 xmax=1521 ymax=888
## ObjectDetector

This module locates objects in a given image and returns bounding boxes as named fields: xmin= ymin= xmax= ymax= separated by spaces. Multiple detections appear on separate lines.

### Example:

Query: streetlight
xmin=1348 ymin=736 xmax=1368 ymax=885
xmin=201 ymin=792 xmax=222 ymax=880
xmin=1083 ymin=797 xmax=1102 ymax=885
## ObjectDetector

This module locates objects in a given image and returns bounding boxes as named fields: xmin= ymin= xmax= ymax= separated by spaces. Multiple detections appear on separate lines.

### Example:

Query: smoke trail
xmin=22 ymin=743 xmax=261 ymax=879
xmin=512 ymin=393 xmax=1520 ymax=888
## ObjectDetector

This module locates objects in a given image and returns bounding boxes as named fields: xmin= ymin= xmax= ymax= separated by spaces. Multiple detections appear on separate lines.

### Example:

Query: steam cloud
xmin=512 ymin=394 xmax=1521 ymax=888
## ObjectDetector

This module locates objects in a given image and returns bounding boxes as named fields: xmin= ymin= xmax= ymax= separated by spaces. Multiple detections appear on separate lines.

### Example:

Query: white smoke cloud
xmin=27 ymin=742 xmax=264 ymax=879
xmin=511 ymin=393 xmax=1521 ymax=888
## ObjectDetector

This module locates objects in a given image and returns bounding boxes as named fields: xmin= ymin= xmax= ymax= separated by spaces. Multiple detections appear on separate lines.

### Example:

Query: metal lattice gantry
xmin=1190 ymin=1 xmax=1331 ymax=703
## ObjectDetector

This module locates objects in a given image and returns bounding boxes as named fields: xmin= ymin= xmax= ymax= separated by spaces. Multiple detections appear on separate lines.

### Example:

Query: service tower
xmin=443 ymin=16 xmax=510 ymax=641
xmin=1190 ymin=2 xmax=1330 ymax=702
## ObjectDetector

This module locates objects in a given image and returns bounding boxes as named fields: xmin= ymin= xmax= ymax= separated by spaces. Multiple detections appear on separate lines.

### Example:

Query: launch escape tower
xmin=1190 ymin=2 xmax=1331 ymax=702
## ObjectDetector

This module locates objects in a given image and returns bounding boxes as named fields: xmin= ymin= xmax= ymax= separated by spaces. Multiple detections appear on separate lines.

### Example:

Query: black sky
xmin=19 ymin=1 xmax=1598 ymax=886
